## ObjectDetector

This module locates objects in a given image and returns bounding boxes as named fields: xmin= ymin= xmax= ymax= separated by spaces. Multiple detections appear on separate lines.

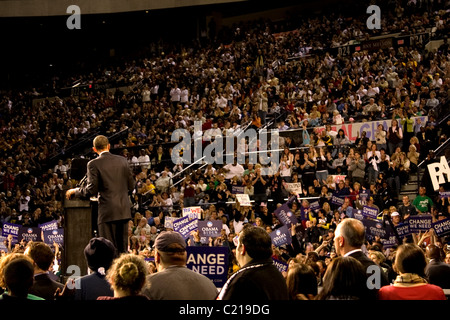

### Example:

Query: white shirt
xmin=344 ymin=248 xmax=362 ymax=257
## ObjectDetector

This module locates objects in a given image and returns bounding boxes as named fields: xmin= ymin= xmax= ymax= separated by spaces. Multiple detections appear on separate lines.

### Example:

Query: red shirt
xmin=378 ymin=284 xmax=446 ymax=300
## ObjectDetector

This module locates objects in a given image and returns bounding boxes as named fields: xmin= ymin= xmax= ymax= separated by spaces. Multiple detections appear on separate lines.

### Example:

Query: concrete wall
xmin=0 ymin=0 xmax=246 ymax=17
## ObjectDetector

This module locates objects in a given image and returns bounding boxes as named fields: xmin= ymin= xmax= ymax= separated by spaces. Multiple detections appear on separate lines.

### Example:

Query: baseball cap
xmin=391 ymin=212 xmax=400 ymax=217
xmin=154 ymin=231 xmax=186 ymax=252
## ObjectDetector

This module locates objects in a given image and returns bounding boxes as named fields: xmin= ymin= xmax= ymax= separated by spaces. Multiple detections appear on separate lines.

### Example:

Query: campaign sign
xmin=309 ymin=201 xmax=320 ymax=211
xmin=352 ymin=208 xmax=364 ymax=221
xmin=38 ymin=220 xmax=59 ymax=231
xmin=331 ymin=196 xmax=344 ymax=206
xmin=432 ymin=218 xmax=450 ymax=237
xmin=164 ymin=216 xmax=175 ymax=229
xmin=273 ymin=258 xmax=289 ymax=274
xmin=182 ymin=207 xmax=202 ymax=220
xmin=274 ymin=203 xmax=298 ymax=226
xmin=286 ymin=183 xmax=303 ymax=195
xmin=18 ymin=227 xmax=41 ymax=242
xmin=395 ymin=223 xmax=411 ymax=238
xmin=186 ymin=246 xmax=229 ymax=288
xmin=270 ymin=225 xmax=292 ymax=247
xmin=362 ymin=206 xmax=379 ymax=220
xmin=407 ymin=215 xmax=432 ymax=233
xmin=236 ymin=194 xmax=251 ymax=206
xmin=362 ymin=218 xmax=392 ymax=240
xmin=173 ymin=215 xmax=199 ymax=240
xmin=359 ymin=190 xmax=370 ymax=204
xmin=439 ymin=191 xmax=450 ymax=199
xmin=0 ymin=236 xmax=7 ymax=252
xmin=381 ymin=235 xmax=398 ymax=248
xmin=2 ymin=222 xmax=20 ymax=238
xmin=43 ymin=228 xmax=64 ymax=246
xmin=198 ymin=220 xmax=222 ymax=238
xmin=231 ymin=186 xmax=244 ymax=194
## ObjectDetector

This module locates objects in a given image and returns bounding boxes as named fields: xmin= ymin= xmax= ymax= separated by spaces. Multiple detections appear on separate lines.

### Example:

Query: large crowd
xmin=0 ymin=0 xmax=450 ymax=301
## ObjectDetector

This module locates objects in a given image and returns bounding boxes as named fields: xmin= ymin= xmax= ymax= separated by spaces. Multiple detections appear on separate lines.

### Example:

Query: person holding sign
xmin=217 ymin=225 xmax=289 ymax=300
xmin=142 ymin=231 xmax=218 ymax=300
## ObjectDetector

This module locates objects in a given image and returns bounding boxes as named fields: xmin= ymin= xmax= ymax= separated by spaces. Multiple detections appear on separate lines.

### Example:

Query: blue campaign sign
xmin=362 ymin=218 xmax=392 ymax=240
xmin=2 ymin=222 xmax=20 ymax=238
xmin=198 ymin=220 xmax=222 ymax=238
xmin=270 ymin=225 xmax=292 ymax=247
xmin=38 ymin=220 xmax=59 ymax=231
xmin=18 ymin=227 xmax=41 ymax=242
xmin=432 ymin=218 xmax=450 ymax=237
xmin=43 ymin=228 xmax=64 ymax=246
xmin=173 ymin=215 xmax=198 ymax=240
xmin=274 ymin=202 xmax=298 ymax=226
xmin=407 ymin=215 xmax=432 ymax=233
xmin=362 ymin=206 xmax=379 ymax=219
xmin=186 ymin=246 xmax=229 ymax=288
xmin=273 ymin=258 xmax=288 ymax=274
xmin=395 ymin=223 xmax=411 ymax=238
xmin=331 ymin=196 xmax=344 ymax=206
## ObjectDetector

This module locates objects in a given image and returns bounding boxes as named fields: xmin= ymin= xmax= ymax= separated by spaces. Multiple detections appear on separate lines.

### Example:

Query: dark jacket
xmin=425 ymin=260 xmax=450 ymax=289
xmin=73 ymin=272 xmax=114 ymax=300
xmin=29 ymin=273 xmax=64 ymax=300
xmin=76 ymin=152 xmax=135 ymax=224
xmin=220 ymin=258 xmax=289 ymax=300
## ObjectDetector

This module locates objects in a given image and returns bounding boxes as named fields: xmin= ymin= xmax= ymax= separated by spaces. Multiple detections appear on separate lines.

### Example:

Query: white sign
xmin=428 ymin=156 xmax=450 ymax=191
xmin=235 ymin=194 xmax=251 ymax=206
xmin=285 ymin=183 xmax=303 ymax=195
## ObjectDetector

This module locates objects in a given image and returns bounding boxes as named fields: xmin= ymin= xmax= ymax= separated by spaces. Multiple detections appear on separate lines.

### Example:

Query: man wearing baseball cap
xmin=142 ymin=231 xmax=218 ymax=300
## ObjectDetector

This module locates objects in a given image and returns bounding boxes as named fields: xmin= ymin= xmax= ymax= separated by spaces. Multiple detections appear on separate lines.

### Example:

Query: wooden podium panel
xmin=63 ymin=198 xmax=93 ymax=276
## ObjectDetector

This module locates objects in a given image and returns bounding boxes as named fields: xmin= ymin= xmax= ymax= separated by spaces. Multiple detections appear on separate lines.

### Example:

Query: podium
xmin=63 ymin=198 xmax=94 ymax=276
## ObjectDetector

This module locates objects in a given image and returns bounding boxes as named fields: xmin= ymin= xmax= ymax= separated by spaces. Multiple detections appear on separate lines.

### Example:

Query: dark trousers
xmin=98 ymin=219 xmax=130 ymax=253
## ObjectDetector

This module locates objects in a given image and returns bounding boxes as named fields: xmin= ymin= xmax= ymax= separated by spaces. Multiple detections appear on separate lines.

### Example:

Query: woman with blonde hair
xmin=98 ymin=254 xmax=149 ymax=300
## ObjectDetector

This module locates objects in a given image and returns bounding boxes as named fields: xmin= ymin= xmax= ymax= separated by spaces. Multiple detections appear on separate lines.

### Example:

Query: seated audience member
xmin=378 ymin=244 xmax=446 ymax=300
xmin=315 ymin=256 xmax=369 ymax=300
xmin=142 ymin=231 xmax=218 ymax=300
xmin=425 ymin=244 xmax=450 ymax=290
xmin=286 ymin=263 xmax=318 ymax=300
xmin=98 ymin=253 xmax=149 ymax=300
xmin=0 ymin=254 xmax=44 ymax=300
xmin=217 ymin=225 xmax=289 ymax=300
xmin=24 ymin=242 xmax=64 ymax=300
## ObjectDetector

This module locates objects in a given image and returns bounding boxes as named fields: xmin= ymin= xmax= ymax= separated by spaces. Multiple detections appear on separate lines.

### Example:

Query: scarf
xmin=393 ymin=273 xmax=427 ymax=286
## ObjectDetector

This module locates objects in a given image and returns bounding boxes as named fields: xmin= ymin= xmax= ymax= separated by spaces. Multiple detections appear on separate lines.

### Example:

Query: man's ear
xmin=154 ymin=250 xmax=161 ymax=264
xmin=239 ymin=243 xmax=246 ymax=257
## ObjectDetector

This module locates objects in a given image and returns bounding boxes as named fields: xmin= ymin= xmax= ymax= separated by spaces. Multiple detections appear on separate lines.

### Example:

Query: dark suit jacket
xmin=348 ymin=250 xmax=390 ymax=299
xmin=73 ymin=272 xmax=113 ymax=300
xmin=29 ymin=273 xmax=64 ymax=300
xmin=221 ymin=258 xmax=289 ymax=300
xmin=76 ymin=152 xmax=135 ymax=224
xmin=425 ymin=260 xmax=450 ymax=289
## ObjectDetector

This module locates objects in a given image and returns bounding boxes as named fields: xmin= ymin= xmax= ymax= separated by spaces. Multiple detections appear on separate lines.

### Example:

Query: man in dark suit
xmin=425 ymin=244 xmax=450 ymax=289
xmin=25 ymin=242 xmax=64 ymax=300
xmin=217 ymin=224 xmax=289 ymax=300
xmin=66 ymin=135 xmax=135 ymax=253
xmin=334 ymin=218 xmax=389 ymax=299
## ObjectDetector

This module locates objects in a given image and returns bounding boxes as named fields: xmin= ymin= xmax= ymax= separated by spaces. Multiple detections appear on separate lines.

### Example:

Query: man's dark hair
xmin=240 ymin=224 xmax=272 ymax=260
xmin=26 ymin=242 xmax=54 ymax=271
xmin=93 ymin=135 xmax=109 ymax=151
xmin=4 ymin=258 xmax=34 ymax=298
xmin=395 ymin=244 xmax=427 ymax=277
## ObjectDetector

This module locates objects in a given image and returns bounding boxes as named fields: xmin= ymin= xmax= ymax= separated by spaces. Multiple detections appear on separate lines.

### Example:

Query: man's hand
xmin=65 ymin=188 xmax=78 ymax=200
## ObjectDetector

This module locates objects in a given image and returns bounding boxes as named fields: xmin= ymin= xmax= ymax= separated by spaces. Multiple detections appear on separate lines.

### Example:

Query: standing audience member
xmin=425 ymin=244 xmax=450 ymax=290
xmin=285 ymin=263 xmax=318 ymax=300
xmin=98 ymin=253 xmax=149 ymax=300
xmin=315 ymin=256 xmax=368 ymax=300
xmin=378 ymin=244 xmax=446 ymax=300
xmin=142 ymin=231 xmax=218 ymax=300
xmin=217 ymin=225 xmax=289 ymax=300
xmin=25 ymin=242 xmax=64 ymax=300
